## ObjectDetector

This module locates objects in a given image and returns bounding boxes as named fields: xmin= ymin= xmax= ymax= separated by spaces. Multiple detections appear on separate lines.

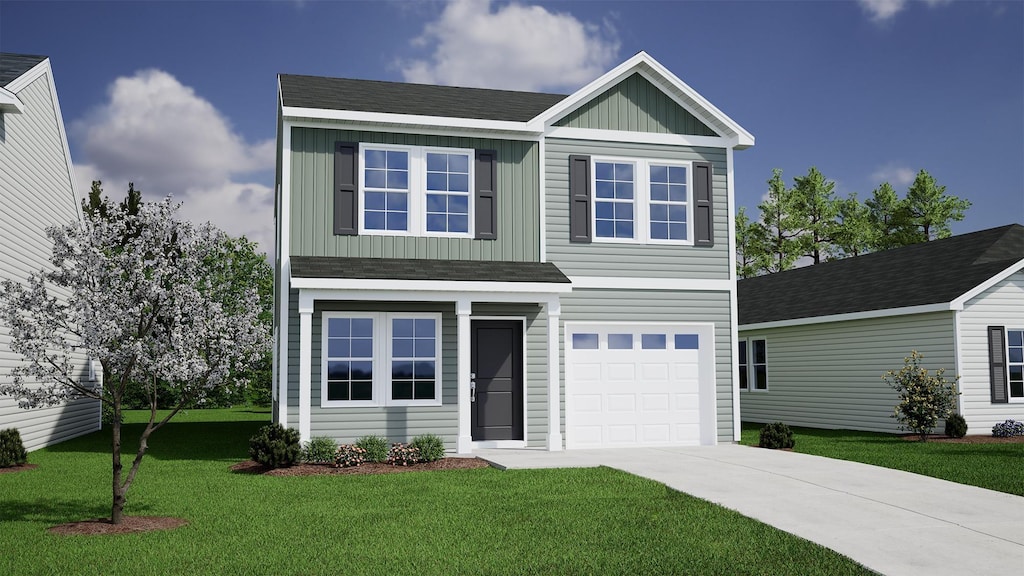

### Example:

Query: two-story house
xmin=273 ymin=52 xmax=753 ymax=453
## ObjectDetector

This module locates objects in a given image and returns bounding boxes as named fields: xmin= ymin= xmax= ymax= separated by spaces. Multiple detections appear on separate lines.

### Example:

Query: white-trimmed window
xmin=359 ymin=145 xmax=473 ymax=237
xmin=739 ymin=338 xmax=767 ymax=391
xmin=321 ymin=312 xmax=442 ymax=407
xmin=591 ymin=157 xmax=693 ymax=245
xmin=1009 ymin=329 xmax=1023 ymax=400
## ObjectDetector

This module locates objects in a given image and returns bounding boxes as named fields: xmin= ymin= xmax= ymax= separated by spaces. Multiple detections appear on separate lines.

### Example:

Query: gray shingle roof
xmin=279 ymin=75 xmax=567 ymax=122
xmin=738 ymin=224 xmax=1024 ymax=325
xmin=0 ymin=53 xmax=46 ymax=87
xmin=291 ymin=256 xmax=571 ymax=284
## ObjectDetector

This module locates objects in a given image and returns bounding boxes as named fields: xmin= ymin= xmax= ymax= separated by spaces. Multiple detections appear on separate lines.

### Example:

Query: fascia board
xmin=0 ymin=87 xmax=23 ymax=113
xmin=527 ymin=51 xmax=649 ymax=130
xmin=738 ymin=302 xmax=954 ymax=331
xmin=4 ymin=58 xmax=49 ymax=92
xmin=950 ymin=258 xmax=1024 ymax=309
xmin=280 ymin=105 xmax=538 ymax=135
xmin=545 ymin=126 xmax=731 ymax=148
xmin=291 ymin=276 xmax=572 ymax=294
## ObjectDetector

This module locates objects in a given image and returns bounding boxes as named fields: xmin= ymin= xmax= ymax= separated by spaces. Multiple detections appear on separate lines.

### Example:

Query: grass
xmin=741 ymin=422 xmax=1024 ymax=496
xmin=0 ymin=408 xmax=874 ymax=575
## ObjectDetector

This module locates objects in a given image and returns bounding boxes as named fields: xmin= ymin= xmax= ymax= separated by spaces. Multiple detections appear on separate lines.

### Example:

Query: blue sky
xmin=3 ymin=0 xmax=1021 ymax=255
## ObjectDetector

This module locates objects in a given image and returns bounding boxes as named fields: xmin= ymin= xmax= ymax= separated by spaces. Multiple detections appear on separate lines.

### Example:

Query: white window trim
xmin=1007 ymin=328 xmax=1024 ymax=403
xmin=590 ymin=155 xmax=694 ymax=246
xmin=320 ymin=311 xmax=443 ymax=408
xmin=358 ymin=144 xmax=475 ymax=239
xmin=739 ymin=337 xmax=768 ymax=392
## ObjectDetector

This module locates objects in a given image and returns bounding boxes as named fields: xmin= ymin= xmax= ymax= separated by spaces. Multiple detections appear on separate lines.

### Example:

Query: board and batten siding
xmin=958 ymin=270 xmax=1024 ymax=432
xmin=289 ymin=127 xmax=540 ymax=262
xmin=545 ymin=138 xmax=730 ymax=279
xmin=0 ymin=72 xmax=99 ymax=451
xmin=559 ymin=288 xmax=734 ymax=442
xmin=553 ymin=73 xmax=717 ymax=137
xmin=740 ymin=312 xmax=957 ymax=433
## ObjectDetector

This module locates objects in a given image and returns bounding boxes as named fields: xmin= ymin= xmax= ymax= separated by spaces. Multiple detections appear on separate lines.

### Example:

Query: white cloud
xmin=400 ymin=0 xmax=620 ymax=91
xmin=858 ymin=0 xmax=954 ymax=23
xmin=871 ymin=164 xmax=916 ymax=187
xmin=71 ymin=70 xmax=275 ymax=257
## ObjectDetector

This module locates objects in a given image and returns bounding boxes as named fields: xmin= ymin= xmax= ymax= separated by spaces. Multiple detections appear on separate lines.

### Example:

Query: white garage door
xmin=565 ymin=323 xmax=713 ymax=449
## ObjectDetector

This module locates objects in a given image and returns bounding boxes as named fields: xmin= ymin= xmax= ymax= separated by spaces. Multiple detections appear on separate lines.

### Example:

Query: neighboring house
xmin=0 ymin=53 xmax=100 ymax=450
xmin=738 ymin=224 xmax=1024 ymax=434
xmin=273 ymin=51 xmax=754 ymax=453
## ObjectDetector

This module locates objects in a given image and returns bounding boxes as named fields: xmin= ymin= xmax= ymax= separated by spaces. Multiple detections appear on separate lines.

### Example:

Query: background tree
xmin=735 ymin=206 xmax=768 ymax=279
xmin=902 ymin=169 xmax=971 ymax=242
xmin=0 ymin=187 xmax=269 ymax=524
xmin=790 ymin=167 xmax=840 ymax=264
xmin=832 ymin=193 xmax=872 ymax=257
xmin=757 ymin=169 xmax=807 ymax=273
xmin=865 ymin=182 xmax=909 ymax=251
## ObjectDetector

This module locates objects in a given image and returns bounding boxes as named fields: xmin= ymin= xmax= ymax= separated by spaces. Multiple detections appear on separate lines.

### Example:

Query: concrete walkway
xmin=475 ymin=445 xmax=1024 ymax=576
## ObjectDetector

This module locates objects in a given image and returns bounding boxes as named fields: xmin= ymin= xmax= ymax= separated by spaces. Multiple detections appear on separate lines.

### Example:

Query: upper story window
xmin=590 ymin=157 xmax=692 ymax=245
xmin=425 ymin=152 xmax=471 ymax=234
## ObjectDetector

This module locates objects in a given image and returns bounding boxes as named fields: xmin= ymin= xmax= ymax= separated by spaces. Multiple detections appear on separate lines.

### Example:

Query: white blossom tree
xmin=0 ymin=192 xmax=269 ymax=524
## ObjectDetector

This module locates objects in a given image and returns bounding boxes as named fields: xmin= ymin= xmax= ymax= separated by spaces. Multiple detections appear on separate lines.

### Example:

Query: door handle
xmin=470 ymin=380 xmax=476 ymax=403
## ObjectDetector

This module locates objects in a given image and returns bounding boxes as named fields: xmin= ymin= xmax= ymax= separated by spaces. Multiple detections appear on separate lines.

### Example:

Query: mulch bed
xmin=899 ymin=434 xmax=1024 ymax=444
xmin=230 ymin=457 xmax=491 ymax=476
xmin=0 ymin=463 xmax=38 ymax=474
xmin=48 ymin=516 xmax=188 ymax=535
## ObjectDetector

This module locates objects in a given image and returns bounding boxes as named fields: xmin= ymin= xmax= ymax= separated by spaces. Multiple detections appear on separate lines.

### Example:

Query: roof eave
xmin=280 ymin=105 xmax=542 ymax=136
xmin=0 ymin=87 xmax=24 ymax=113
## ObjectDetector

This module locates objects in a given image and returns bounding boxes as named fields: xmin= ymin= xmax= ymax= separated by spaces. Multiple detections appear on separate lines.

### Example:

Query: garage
xmin=565 ymin=323 xmax=716 ymax=449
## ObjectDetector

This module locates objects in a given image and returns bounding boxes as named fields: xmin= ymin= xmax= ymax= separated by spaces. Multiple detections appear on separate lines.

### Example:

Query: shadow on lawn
xmin=0 ymin=498 xmax=143 ymax=524
xmin=43 ymin=420 xmax=266 ymax=462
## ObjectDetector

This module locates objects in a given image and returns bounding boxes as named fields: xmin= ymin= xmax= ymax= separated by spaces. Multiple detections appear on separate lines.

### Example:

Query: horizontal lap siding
xmin=740 ymin=312 xmax=957 ymax=433
xmin=290 ymin=128 xmax=539 ymax=261
xmin=559 ymin=289 xmax=734 ymax=442
xmin=958 ymin=271 xmax=1024 ymax=432
xmin=545 ymin=138 xmax=730 ymax=279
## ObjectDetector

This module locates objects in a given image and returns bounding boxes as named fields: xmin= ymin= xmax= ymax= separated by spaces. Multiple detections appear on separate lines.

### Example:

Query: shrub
xmin=410 ymin=434 xmax=446 ymax=462
xmin=249 ymin=424 xmax=301 ymax=469
xmin=758 ymin=422 xmax=795 ymax=449
xmin=387 ymin=442 xmax=421 ymax=466
xmin=334 ymin=444 xmax=367 ymax=468
xmin=944 ymin=414 xmax=968 ymax=438
xmin=884 ymin=350 xmax=959 ymax=441
xmin=0 ymin=428 xmax=28 ymax=468
xmin=992 ymin=419 xmax=1024 ymax=438
xmin=302 ymin=436 xmax=338 ymax=464
xmin=355 ymin=435 xmax=389 ymax=463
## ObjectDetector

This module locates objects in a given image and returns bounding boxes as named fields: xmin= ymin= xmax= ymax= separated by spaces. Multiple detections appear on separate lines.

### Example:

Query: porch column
xmin=456 ymin=298 xmax=473 ymax=454
xmin=297 ymin=295 xmax=313 ymax=442
xmin=546 ymin=299 xmax=563 ymax=451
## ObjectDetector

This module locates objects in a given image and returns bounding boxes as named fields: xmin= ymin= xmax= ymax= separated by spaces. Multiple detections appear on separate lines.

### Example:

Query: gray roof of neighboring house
xmin=279 ymin=74 xmax=567 ymax=122
xmin=0 ymin=53 xmax=46 ymax=87
xmin=291 ymin=256 xmax=571 ymax=284
xmin=738 ymin=224 xmax=1024 ymax=326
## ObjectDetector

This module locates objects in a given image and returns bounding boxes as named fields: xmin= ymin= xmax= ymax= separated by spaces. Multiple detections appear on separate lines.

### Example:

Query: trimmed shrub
xmin=387 ymin=442 xmax=421 ymax=466
xmin=992 ymin=419 xmax=1024 ymax=438
xmin=356 ymin=435 xmax=389 ymax=463
xmin=758 ymin=422 xmax=795 ymax=450
xmin=335 ymin=444 xmax=367 ymax=468
xmin=249 ymin=424 xmax=301 ymax=469
xmin=302 ymin=436 xmax=338 ymax=464
xmin=410 ymin=434 xmax=446 ymax=462
xmin=944 ymin=414 xmax=968 ymax=438
xmin=0 ymin=429 xmax=28 ymax=468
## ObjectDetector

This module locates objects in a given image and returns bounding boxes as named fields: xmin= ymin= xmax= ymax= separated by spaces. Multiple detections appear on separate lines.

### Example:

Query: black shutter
xmin=988 ymin=326 xmax=1009 ymax=404
xmin=693 ymin=161 xmax=713 ymax=246
xmin=475 ymin=149 xmax=498 ymax=240
xmin=569 ymin=155 xmax=591 ymax=243
xmin=333 ymin=141 xmax=358 ymax=236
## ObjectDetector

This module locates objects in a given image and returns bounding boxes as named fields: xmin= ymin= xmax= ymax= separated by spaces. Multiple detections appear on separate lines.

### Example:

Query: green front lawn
xmin=741 ymin=422 xmax=1024 ymax=496
xmin=0 ymin=408 xmax=873 ymax=575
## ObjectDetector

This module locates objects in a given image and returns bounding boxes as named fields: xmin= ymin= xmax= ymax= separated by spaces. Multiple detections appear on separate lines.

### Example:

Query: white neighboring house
xmin=738 ymin=224 xmax=1024 ymax=435
xmin=0 ymin=53 xmax=100 ymax=451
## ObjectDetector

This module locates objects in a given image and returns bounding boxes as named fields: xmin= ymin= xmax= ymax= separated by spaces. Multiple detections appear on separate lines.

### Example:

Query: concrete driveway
xmin=475 ymin=445 xmax=1024 ymax=576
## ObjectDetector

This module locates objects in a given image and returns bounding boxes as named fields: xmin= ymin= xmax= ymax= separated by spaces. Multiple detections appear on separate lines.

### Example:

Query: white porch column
xmin=546 ymin=299 xmax=563 ymax=451
xmin=298 ymin=294 xmax=313 ymax=442
xmin=456 ymin=298 xmax=473 ymax=454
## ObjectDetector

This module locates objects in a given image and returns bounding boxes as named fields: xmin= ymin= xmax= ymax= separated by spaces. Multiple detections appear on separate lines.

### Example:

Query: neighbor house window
xmin=738 ymin=340 xmax=748 ymax=390
xmin=1009 ymin=329 xmax=1024 ymax=400
xmin=591 ymin=157 xmax=692 ymax=245
xmin=739 ymin=338 xmax=767 ymax=391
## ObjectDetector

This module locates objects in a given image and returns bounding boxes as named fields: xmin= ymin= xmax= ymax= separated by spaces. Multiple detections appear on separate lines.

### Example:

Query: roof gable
xmin=0 ymin=53 xmax=46 ymax=87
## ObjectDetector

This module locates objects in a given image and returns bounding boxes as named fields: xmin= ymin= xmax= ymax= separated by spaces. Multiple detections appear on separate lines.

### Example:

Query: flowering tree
xmin=884 ymin=350 xmax=959 ymax=442
xmin=0 ymin=191 xmax=269 ymax=524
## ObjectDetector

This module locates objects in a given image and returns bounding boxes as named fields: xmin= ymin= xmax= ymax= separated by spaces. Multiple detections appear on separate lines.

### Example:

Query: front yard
xmin=741 ymin=422 xmax=1024 ymax=496
xmin=0 ymin=408 xmax=873 ymax=575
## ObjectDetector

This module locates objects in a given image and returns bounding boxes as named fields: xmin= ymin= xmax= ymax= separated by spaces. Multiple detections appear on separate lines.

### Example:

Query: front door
xmin=471 ymin=320 xmax=524 ymax=441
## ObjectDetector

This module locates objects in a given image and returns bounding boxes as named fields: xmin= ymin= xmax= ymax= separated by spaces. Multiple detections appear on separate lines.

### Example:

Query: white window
xmin=739 ymin=338 xmax=767 ymax=391
xmin=591 ymin=157 xmax=693 ymax=245
xmin=1008 ymin=329 xmax=1023 ymax=400
xmin=321 ymin=312 xmax=442 ymax=408
xmin=359 ymin=145 xmax=473 ymax=237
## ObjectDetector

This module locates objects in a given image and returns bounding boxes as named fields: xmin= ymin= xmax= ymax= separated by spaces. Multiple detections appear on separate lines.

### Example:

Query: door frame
xmin=471 ymin=316 xmax=528 ymax=449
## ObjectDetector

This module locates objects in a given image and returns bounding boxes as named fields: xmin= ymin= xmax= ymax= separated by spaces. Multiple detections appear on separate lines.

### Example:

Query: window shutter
xmin=475 ymin=149 xmax=498 ymax=240
xmin=693 ymin=161 xmax=713 ymax=246
xmin=569 ymin=155 xmax=591 ymax=243
xmin=333 ymin=141 xmax=358 ymax=236
xmin=988 ymin=326 xmax=1009 ymax=404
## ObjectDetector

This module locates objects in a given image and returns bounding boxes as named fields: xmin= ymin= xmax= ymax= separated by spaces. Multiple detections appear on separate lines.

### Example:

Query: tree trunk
xmin=111 ymin=405 xmax=124 ymax=524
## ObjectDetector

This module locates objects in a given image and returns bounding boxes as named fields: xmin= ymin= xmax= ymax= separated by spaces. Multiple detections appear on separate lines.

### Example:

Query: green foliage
xmin=884 ymin=351 xmax=959 ymax=441
xmin=903 ymin=169 xmax=971 ymax=241
xmin=0 ymin=428 xmax=28 ymax=467
xmin=302 ymin=436 xmax=338 ymax=464
xmin=334 ymin=444 xmax=367 ymax=468
xmin=735 ymin=207 xmax=768 ymax=279
xmin=758 ymin=422 xmax=795 ymax=449
xmin=249 ymin=424 xmax=301 ymax=469
xmin=410 ymin=434 xmax=446 ymax=462
xmin=355 ymin=435 xmax=389 ymax=463
xmin=757 ymin=168 xmax=806 ymax=273
xmin=387 ymin=442 xmax=422 ymax=466
xmin=791 ymin=167 xmax=840 ymax=264
xmin=944 ymin=414 xmax=968 ymax=438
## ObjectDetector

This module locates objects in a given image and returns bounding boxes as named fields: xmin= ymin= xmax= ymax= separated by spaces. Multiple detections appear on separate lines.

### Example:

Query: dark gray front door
xmin=471 ymin=320 xmax=523 ymax=441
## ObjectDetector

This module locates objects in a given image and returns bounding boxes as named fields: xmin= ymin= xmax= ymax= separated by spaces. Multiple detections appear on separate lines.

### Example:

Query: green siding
xmin=545 ymin=138 xmax=731 ymax=279
xmin=554 ymin=73 xmax=717 ymax=136
xmin=289 ymin=127 xmax=540 ymax=261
